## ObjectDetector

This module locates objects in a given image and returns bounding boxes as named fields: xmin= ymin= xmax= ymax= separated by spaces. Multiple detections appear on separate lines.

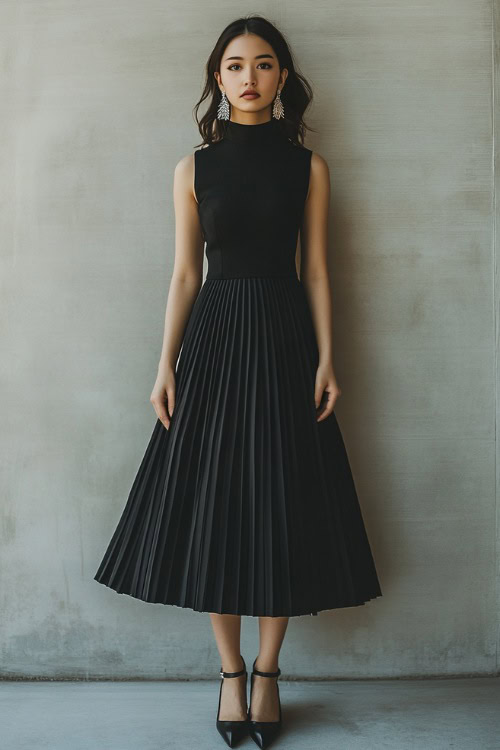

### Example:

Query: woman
xmin=94 ymin=14 xmax=382 ymax=749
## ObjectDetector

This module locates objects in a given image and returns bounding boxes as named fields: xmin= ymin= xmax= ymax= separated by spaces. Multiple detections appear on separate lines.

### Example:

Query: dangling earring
xmin=217 ymin=91 xmax=230 ymax=120
xmin=272 ymin=88 xmax=285 ymax=119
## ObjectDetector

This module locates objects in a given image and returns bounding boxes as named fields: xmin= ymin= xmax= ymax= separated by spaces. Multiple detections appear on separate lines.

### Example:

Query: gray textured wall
xmin=1 ymin=1 xmax=498 ymax=679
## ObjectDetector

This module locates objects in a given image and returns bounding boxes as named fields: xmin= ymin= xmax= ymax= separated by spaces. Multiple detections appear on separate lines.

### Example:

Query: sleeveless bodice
xmin=194 ymin=118 xmax=313 ymax=279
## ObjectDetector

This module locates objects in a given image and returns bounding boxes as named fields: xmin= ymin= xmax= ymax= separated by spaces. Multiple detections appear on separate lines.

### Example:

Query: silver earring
xmin=272 ymin=88 xmax=284 ymax=119
xmin=217 ymin=91 xmax=230 ymax=120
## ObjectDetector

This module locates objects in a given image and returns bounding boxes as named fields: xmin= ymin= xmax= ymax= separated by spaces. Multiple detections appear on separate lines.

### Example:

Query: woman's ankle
xmin=221 ymin=653 xmax=245 ymax=673
xmin=254 ymin=655 xmax=279 ymax=672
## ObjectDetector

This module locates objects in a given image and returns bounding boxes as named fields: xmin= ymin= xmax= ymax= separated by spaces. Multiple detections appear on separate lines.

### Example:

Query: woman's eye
xmin=228 ymin=63 xmax=272 ymax=71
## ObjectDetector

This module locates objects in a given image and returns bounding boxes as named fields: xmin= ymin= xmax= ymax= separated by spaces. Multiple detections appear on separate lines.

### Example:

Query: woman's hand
xmin=150 ymin=366 xmax=176 ymax=430
xmin=314 ymin=361 xmax=341 ymax=422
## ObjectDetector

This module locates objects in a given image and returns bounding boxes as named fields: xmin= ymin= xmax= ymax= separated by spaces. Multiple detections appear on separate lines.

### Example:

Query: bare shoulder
xmin=307 ymin=151 xmax=330 ymax=199
xmin=310 ymin=150 xmax=330 ymax=175
xmin=175 ymin=147 xmax=210 ymax=179
xmin=174 ymin=152 xmax=195 ymax=177
xmin=171 ymin=153 xmax=199 ymax=205
xmin=173 ymin=153 xmax=196 ymax=191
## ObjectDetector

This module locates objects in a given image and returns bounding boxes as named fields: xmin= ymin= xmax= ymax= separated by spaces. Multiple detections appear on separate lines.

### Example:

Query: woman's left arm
xmin=299 ymin=151 xmax=342 ymax=422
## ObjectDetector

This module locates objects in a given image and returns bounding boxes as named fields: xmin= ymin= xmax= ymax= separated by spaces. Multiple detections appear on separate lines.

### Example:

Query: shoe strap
xmin=252 ymin=663 xmax=281 ymax=678
xmin=220 ymin=667 xmax=246 ymax=678
xmin=220 ymin=656 xmax=246 ymax=679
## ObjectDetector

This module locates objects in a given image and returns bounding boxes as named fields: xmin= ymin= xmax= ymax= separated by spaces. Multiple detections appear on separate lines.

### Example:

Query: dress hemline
xmin=94 ymin=576 xmax=382 ymax=618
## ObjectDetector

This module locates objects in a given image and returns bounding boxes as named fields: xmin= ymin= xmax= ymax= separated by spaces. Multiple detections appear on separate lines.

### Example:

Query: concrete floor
xmin=1 ymin=677 xmax=499 ymax=749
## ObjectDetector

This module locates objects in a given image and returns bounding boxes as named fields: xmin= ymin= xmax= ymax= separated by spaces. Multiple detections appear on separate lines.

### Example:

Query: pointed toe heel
xmin=216 ymin=654 xmax=249 ymax=748
xmin=247 ymin=658 xmax=282 ymax=749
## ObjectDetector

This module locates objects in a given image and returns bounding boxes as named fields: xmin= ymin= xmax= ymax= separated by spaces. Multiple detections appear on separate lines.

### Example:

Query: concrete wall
xmin=1 ymin=1 xmax=498 ymax=679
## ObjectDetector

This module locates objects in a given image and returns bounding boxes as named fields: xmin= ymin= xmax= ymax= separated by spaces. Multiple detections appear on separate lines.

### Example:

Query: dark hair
xmin=193 ymin=14 xmax=315 ymax=148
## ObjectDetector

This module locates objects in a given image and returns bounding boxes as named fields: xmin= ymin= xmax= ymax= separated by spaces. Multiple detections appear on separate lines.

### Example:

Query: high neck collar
xmin=223 ymin=118 xmax=286 ymax=146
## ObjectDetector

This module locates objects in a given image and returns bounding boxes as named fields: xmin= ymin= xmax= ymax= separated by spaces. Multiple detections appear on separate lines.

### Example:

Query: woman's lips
xmin=241 ymin=93 xmax=260 ymax=99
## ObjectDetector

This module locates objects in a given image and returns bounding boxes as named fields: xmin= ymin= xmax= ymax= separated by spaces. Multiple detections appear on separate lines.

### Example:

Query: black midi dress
xmin=94 ymin=117 xmax=383 ymax=617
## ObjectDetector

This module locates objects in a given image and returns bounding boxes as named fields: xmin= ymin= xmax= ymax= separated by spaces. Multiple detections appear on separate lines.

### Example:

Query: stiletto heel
xmin=216 ymin=654 xmax=249 ymax=747
xmin=247 ymin=657 xmax=282 ymax=749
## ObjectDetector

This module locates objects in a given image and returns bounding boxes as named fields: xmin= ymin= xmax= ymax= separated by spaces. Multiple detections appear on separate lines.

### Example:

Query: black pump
xmin=216 ymin=654 xmax=249 ymax=747
xmin=247 ymin=657 xmax=282 ymax=749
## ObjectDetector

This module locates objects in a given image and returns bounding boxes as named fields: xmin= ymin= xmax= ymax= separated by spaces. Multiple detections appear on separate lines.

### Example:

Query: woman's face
xmin=215 ymin=33 xmax=287 ymax=122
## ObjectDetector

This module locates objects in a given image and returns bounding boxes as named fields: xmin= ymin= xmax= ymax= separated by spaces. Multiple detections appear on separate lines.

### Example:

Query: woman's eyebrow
xmin=224 ymin=54 xmax=275 ymax=61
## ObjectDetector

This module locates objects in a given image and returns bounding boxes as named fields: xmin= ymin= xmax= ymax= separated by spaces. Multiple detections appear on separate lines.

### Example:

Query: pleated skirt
xmin=94 ymin=276 xmax=382 ymax=617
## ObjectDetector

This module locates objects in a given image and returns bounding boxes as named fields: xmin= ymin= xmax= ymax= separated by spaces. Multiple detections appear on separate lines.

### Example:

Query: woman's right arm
xmin=150 ymin=152 xmax=204 ymax=430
